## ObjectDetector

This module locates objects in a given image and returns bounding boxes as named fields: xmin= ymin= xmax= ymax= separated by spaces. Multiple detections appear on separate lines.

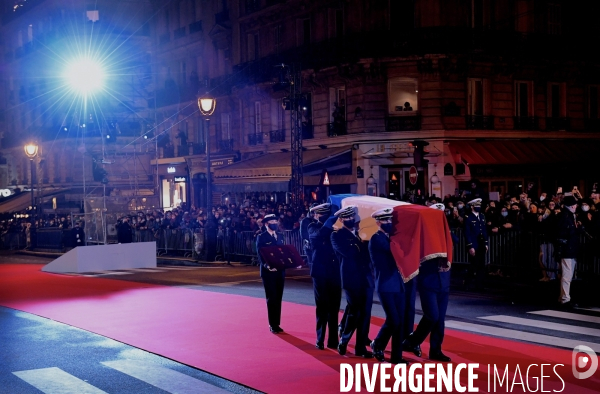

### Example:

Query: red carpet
xmin=0 ymin=264 xmax=598 ymax=393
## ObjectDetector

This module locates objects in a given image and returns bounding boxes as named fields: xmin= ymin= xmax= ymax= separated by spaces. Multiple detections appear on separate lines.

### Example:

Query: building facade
xmin=2 ymin=0 xmax=600 ymax=211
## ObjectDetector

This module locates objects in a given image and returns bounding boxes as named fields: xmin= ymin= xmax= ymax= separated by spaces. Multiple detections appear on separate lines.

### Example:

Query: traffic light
xmin=412 ymin=140 xmax=429 ymax=168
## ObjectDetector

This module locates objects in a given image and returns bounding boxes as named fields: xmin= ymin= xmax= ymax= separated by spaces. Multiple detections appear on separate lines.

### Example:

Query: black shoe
xmin=390 ymin=358 xmax=410 ymax=365
xmin=355 ymin=349 xmax=374 ymax=358
xmin=338 ymin=343 xmax=347 ymax=356
xmin=269 ymin=326 xmax=284 ymax=334
xmin=402 ymin=337 xmax=422 ymax=357
xmin=316 ymin=342 xmax=324 ymax=350
xmin=370 ymin=340 xmax=385 ymax=362
xmin=327 ymin=341 xmax=339 ymax=350
xmin=429 ymin=352 xmax=451 ymax=362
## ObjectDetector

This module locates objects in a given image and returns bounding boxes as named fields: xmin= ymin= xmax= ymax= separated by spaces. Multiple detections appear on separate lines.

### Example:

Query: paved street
xmin=1 ymin=251 xmax=599 ymax=392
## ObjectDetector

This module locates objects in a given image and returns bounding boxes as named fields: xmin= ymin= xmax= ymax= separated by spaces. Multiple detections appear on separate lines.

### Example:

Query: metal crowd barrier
xmin=35 ymin=228 xmax=68 ymax=251
xmin=142 ymin=228 xmax=195 ymax=258
xmin=2 ymin=231 xmax=26 ymax=250
xmin=222 ymin=229 xmax=306 ymax=265
xmin=451 ymin=228 xmax=600 ymax=278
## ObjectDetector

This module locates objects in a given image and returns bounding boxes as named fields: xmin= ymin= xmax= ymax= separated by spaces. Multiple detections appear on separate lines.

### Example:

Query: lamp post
xmin=198 ymin=93 xmax=216 ymax=209
xmin=24 ymin=143 xmax=39 ymax=212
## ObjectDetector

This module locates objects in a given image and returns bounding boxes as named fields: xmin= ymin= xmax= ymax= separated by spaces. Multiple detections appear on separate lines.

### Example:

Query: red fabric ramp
xmin=0 ymin=264 xmax=598 ymax=393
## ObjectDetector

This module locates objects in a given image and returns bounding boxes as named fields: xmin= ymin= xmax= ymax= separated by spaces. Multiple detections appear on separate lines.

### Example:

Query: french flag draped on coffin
xmin=328 ymin=194 xmax=453 ymax=282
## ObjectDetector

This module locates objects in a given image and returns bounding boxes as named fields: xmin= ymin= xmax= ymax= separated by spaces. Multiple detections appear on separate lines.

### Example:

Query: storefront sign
xmin=211 ymin=158 xmax=235 ymax=167
xmin=167 ymin=166 xmax=176 ymax=173
xmin=0 ymin=189 xmax=13 ymax=197
xmin=174 ymin=176 xmax=188 ymax=183
xmin=375 ymin=142 xmax=413 ymax=153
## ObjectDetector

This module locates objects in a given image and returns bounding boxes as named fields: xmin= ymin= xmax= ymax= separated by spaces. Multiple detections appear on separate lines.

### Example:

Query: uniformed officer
xmin=330 ymin=206 xmax=374 ymax=358
xmin=256 ymin=214 xmax=286 ymax=333
xmin=308 ymin=203 xmax=341 ymax=350
xmin=403 ymin=204 xmax=444 ymax=357
xmin=464 ymin=198 xmax=489 ymax=290
xmin=300 ymin=204 xmax=317 ymax=268
xmin=368 ymin=208 xmax=409 ymax=364
xmin=403 ymin=203 xmax=452 ymax=362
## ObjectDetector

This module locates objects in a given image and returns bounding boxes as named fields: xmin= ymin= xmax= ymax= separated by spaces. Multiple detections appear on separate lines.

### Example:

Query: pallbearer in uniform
xmin=256 ymin=214 xmax=286 ymax=333
xmin=330 ymin=206 xmax=374 ymax=358
xmin=464 ymin=198 xmax=489 ymax=290
xmin=403 ymin=203 xmax=452 ymax=362
xmin=308 ymin=203 xmax=342 ymax=350
xmin=368 ymin=208 xmax=409 ymax=364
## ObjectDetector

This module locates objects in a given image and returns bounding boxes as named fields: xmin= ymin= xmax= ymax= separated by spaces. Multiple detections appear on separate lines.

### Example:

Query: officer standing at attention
xmin=256 ymin=214 xmax=286 ymax=333
xmin=403 ymin=203 xmax=452 ymax=362
xmin=330 ymin=206 xmax=374 ymax=358
xmin=464 ymin=198 xmax=488 ymax=290
xmin=308 ymin=203 xmax=341 ymax=350
xmin=368 ymin=208 xmax=409 ymax=364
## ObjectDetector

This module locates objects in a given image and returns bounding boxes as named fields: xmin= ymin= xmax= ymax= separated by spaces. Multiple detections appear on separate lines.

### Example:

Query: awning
xmin=450 ymin=139 xmax=600 ymax=166
xmin=213 ymin=146 xmax=351 ymax=180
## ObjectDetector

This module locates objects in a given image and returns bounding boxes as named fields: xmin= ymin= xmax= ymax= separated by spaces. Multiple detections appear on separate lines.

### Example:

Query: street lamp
xmin=198 ymin=93 xmax=216 ymax=209
xmin=24 ymin=142 xmax=39 ymax=212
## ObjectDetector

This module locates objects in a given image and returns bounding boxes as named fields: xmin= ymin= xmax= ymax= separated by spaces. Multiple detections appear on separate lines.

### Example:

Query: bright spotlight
xmin=64 ymin=58 xmax=105 ymax=95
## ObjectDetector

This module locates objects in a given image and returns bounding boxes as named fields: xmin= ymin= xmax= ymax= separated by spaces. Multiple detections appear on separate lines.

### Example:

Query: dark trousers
xmin=340 ymin=287 xmax=373 ymax=352
xmin=313 ymin=277 xmax=342 ymax=346
xmin=403 ymin=278 xmax=417 ymax=337
xmin=466 ymin=245 xmax=487 ymax=288
xmin=374 ymin=291 xmax=406 ymax=363
xmin=411 ymin=272 xmax=449 ymax=354
xmin=262 ymin=271 xmax=285 ymax=327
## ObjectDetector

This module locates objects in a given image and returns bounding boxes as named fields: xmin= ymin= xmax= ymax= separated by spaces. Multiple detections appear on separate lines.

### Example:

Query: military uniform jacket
xmin=308 ymin=221 xmax=340 ymax=283
xmin=331 ymin=226 xmax=374 ymax=290
xmin=464 ymin=212 xmax=489 ymax=250
xmin=256 ymin=230 xmax=285 ymax=278
xmin=300 ymin=217 xmax=315 ymax=242
xmin=368 ymin=231 xmax=403 ymax=293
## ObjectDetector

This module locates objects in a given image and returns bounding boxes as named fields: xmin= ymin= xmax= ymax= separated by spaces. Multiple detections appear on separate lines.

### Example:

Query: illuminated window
xmin=388 ymin=78 xmax=418 ymax=114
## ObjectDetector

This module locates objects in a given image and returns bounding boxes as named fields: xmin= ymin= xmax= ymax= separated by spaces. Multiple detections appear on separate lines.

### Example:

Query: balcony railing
xmin=248 ymin=133 xmax=263 ymax=145
xmin=466 ymin=115 xmax=495 ymax=130
xmin=584 ymin=118 xmax=600 ymax=132
xmin=270 ymin=129 xmax=286 ymax=143
xmin=513 ymin=116 xmax=538 ymax=130
xmin=544 ymin=117 xmax=570 ymax=131
xmin=385 ymin=115 xmax=421 ymax=132
xmin=327 ymin=122 xmax=347 ymax=137
xmin=218 ymin=138 xmax=234 ymax=152
xmin=190 ymin=142 xmax=206 ymax=155
xmin=162 ymin=146 xmax=175 ymax=158
xmin=302 ymin=123 xmax=314 ymax=139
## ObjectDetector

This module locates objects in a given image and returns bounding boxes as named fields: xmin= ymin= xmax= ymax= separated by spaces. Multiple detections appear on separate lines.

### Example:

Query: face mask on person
xmin=380 ymin=223 xmax=393 ymax=234
xmin=318 ymin=214 xmax=329 ymax=223
xmin=268 ymin=223 xmax=279 ymax=231
xmin=582 ymin=205 xmax=590 ymax=212
xmin=501 ymin=211 xmax=508 ymax=217
xmin=539 ymin=196 xmax=545 ymax=201
xmin=458 ymin=204 xmax=464 ymax=210
xmin=473 ymin=206 xmax=481 ymax=213
xmin=343 ymin=219 xmax=356 ymax=229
